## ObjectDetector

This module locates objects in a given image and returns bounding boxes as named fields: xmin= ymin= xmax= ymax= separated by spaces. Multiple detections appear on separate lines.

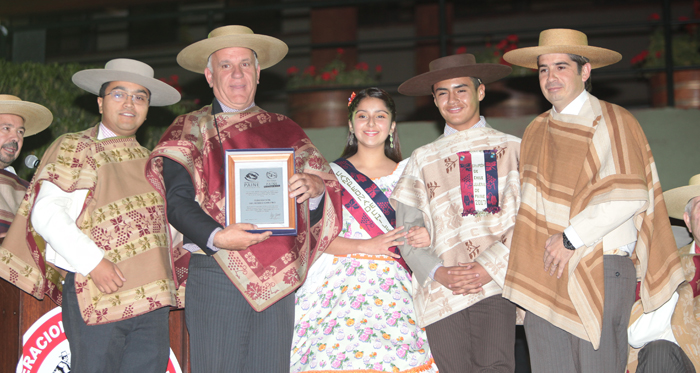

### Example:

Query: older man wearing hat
xmin=501 ymin=28 xmax=684 ymax=372
xmin=625 ymin=175 xmax=700 ymax=373
xmin=0 ymin=58 xmax=182 ymax=373
xmin=0 ymin=95 xmax=52 ymax=236
xmin=387 ymin=53 xmax=521 ymax=372
xmin=146 ymin=25 xmax=341 ymax=372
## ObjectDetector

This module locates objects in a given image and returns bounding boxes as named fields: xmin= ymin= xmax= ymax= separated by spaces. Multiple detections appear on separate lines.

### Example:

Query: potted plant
xmin=631 ymin=13 xmax=700 ymax=108
xmin=286 ymin=48 xmax=382 ymax=128
xmin=460 ymin=35 xmax=542 ymax=117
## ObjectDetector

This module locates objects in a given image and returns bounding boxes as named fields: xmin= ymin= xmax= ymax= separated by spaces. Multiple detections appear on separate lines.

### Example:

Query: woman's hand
xmin=357 ymin=226 xmax=406 ymax=258
xmin=406 ymin=226 xmax=430 ymax=248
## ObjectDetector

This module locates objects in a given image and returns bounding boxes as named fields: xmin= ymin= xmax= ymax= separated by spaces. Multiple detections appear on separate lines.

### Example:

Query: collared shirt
xmin=4 ymin=166 xmax=16 ymax=175
xmin=219 ymin=101 xmax=256 ymax=113
xmin=443 ymin=116 xmax=487 ymax=137
xmin=553 ymin=90 xmax=589 ymax=115
xmin=32 ymin=123 xmax=115 ymax=275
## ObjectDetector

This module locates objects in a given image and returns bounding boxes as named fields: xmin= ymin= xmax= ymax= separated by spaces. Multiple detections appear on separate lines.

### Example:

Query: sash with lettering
xmin=331 ymin=158 xmax=410 ymax=274
xmin=146 ymin=104 xmax=342 ymax=312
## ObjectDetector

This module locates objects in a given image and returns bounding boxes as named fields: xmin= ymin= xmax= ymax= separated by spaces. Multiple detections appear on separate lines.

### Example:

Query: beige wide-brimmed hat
xmin=72 ymin=59 xmax=181 ymax=107
xmin=0 ymin=95 xmax=52 ymax=137
xmin=177 ymin=25 xmax=288 ymax=73
xmin=503 ymin=29 xmax=622 ymax=69
xmin=398 ymin=54 xmax=512 ymax=96
xmin=664 ymin=174 xmax=700 ymax=220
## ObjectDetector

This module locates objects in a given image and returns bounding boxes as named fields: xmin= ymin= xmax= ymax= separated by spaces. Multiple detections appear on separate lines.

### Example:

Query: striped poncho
xmin=503 ymin=94 xmax=684 ymax=349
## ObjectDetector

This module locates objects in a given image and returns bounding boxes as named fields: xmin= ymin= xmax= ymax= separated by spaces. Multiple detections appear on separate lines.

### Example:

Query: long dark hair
xmin=340 ymin=87 xmax=402 ymax=162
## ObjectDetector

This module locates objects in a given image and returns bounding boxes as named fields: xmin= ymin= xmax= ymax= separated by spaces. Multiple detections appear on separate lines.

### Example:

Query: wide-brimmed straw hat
xmin=0 ymin=95 xmax=52 ymax=137
xmin=177 ymin=25 xmax=288 ymax=73
xmin=664 ymin=174 xmax=700 ymax=220
xmin=72 ymin=59 xmax=181 ymax=107
xmin=398 ymin=54 xmax=512 ymax=96
xmin=503 ymin=29 xmax=622 ymax=69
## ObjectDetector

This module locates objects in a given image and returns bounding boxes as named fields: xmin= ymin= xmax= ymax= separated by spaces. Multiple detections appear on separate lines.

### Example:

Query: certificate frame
xmin=225 ymin=148 xmax=297 ymax=236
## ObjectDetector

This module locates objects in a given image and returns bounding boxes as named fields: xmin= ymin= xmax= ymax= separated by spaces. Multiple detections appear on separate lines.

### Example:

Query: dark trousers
xmin=637 ymin=340 xmax=696 ymax=373
xmin=185 ymin=254 xmax=295 ymax=373
xmin=524 ymin=255 xmax=636 ymax=373
xmin=62 ymin=272 xmax=170 ymax=373
xmin=425 ymin=294 xmax=517 ymax=373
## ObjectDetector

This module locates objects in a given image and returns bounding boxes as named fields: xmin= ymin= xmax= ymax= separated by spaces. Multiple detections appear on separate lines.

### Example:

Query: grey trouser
xmin=62 ymin=271 xmax=170 ymax=373
xmin=185 ymin=254 xmax=295 ymax=373
xmin=524 ymin=255 xmax=636 ymax=373
xmin=425 ymin=294 xmax=517 ymax=373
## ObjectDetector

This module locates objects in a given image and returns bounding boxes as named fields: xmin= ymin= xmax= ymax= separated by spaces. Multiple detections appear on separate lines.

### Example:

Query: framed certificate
xmin=225 ymin=148 xmax=297 ymax=236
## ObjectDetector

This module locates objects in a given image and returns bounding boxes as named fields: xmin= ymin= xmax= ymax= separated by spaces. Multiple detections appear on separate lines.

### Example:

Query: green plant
xmin=631 ymin=13 xmax=700 ymax=69
xmin=286 ymin=48 xmax=381 ymax=90
xmin=0 ymin=60 xmax=188 ymax=180
xmin=467 ymin=34 xmax=536 ymax=77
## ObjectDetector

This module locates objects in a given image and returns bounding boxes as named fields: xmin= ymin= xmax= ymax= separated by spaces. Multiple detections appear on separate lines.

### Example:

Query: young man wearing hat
xmin=626 ymin=175 xmax=700 ymax=373
xmin=0 ymin=58 xmax=182 ymax=372
xmin=389 ymin=53 xmax=522 ymax=372
xmin=0 ymin=95 xmax=52 ymax=237
xmin=146 ymin=25 xmax=341 ymax=372
xmin=501 ymin=28 xmax=684 ymax=372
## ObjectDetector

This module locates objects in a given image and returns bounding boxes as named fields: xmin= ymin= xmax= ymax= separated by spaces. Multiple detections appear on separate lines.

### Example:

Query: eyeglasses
xmin=105 ymin=90 xmax=149 ymax=105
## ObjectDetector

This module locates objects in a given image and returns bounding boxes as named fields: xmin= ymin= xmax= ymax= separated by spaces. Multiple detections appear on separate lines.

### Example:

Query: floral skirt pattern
xmin=291 ymin=254 xmax=437 ymax=372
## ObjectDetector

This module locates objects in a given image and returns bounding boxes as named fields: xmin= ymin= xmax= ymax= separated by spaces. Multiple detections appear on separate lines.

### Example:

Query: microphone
xmin=25 ymin=155 xmax=40 ymax=169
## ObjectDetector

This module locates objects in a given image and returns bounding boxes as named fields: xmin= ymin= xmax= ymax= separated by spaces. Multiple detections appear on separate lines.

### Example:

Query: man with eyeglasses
xmin=0 ymin=58 xmax=182 ymax=372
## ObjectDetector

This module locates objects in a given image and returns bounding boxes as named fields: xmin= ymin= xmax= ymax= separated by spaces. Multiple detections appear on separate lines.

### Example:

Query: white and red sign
xmin=16 ymin=307 xmax=182 ymax=373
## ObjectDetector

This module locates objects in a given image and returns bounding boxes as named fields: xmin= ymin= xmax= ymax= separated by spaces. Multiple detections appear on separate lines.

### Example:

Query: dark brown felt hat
xmin=398 ymin=54 xmax=512 ymax=96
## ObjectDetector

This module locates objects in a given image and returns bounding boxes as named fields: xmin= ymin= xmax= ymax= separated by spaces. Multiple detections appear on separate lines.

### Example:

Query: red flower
xmin=455 ymin=46 xmax=467 ymax=54
xmin=304 ymin=66 xmax=316 ymax=75
xmin=499 ymin=56 xmax=511 ymax=66
xmin=337 ymin=48 xmax=345 ymax=55
xmin=331 ymin=68 xmax=339 ymax=76
xmin=496 ymin=39 xmax=509 ymax=50
xmin=648 ymin=13 xmax=661 ymax=21
xmin=321 ymin=72 xmax=332 ymax=81
xmin=655 ymin=51 xmax=662 ymax=58
xmin=169 ymin=74 xmax=179 ymax=83
xmin=504 ymin=44 xmax=517 ymax=53
xmin=375 ymin=65 xmax=383 ymax=73
xmin=493 ymin=50 xmax=500 ymax=57
xmin=485 ymin=42 xmax=492 ymax=48
xmin=355 ymin=62 xmax=369 ymax=71
xmin=287 ymin=66 xmax=299 ymax=75
xmin=630 ymin=50 xmax=649 ymax=65
xmin=679 ymin=16 xmax=690 ymax=22
xmin=506 ymin=34 xmax=519 ymax=43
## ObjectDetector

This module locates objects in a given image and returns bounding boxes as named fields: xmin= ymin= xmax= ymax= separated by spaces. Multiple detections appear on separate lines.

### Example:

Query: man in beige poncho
xmin=0 ymin=59 xmax=182 ymax=372
xmin=390 ymin=53 xmax=521 ymax=372
xmin=502 ymin=28 xmax=684 ymax=372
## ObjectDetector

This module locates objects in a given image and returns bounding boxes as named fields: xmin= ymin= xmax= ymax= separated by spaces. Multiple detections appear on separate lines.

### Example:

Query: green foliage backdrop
xmin=0 ymin=60 xmax=190 ymax=180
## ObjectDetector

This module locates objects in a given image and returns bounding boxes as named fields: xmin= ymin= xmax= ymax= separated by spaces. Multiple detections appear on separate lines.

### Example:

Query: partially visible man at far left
xmin=0 ymin=58 xmax=183 ymax=373
xmin=0 ymin=94 xmax=52 ymax=238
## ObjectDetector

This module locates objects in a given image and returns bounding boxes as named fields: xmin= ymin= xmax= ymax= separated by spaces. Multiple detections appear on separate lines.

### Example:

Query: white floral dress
xmin=290 ymin=159 xmax=437 ymax=373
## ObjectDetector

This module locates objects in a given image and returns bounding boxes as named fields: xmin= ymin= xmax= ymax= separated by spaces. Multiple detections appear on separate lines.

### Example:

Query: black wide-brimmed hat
xmin=398 ymin=54 xmax=512 ymax=96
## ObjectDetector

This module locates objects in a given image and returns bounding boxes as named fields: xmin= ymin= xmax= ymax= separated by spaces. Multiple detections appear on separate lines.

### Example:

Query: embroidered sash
xmin=457 ymin=150 xmax=500 ymax=216
xmin=331 ymin=158 xmax=410 ymax=274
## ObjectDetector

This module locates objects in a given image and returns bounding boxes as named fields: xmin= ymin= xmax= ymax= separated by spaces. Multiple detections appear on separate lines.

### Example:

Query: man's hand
xmin=434 ymin=262 xmax=492 ymax=295
xmin=544 ymin=232 xmax=575 ymax=278
xmin=289 ymin=173 xmax=325 ymax=203
xmin=406 ymin=226 xmax=430 ymax=248
xmin=213 ymin=223 xmax=272 ymax=251
xmin=357 ymin=226 xmax=406 ymax=258
xmin=90 ymin=258 xmax=126 ymax=294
